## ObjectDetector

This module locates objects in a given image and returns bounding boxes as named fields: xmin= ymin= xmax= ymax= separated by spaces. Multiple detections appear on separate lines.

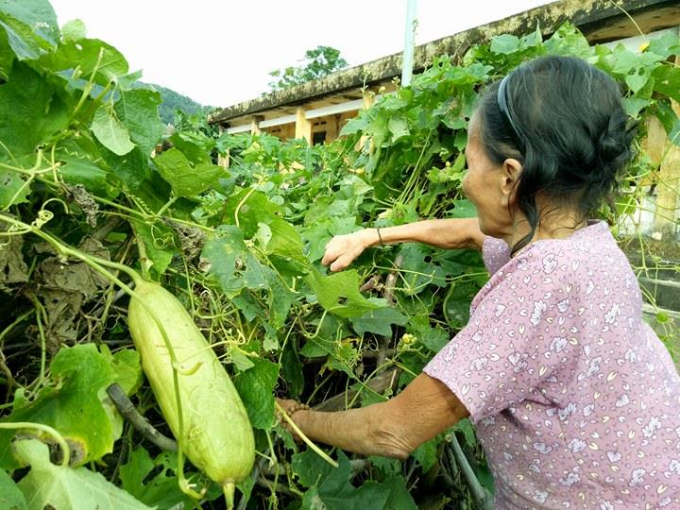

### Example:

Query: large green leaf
xmin=233 ymin=358 xmax=279 ymax=429
xmin=115 ymin=88 xmax=164 ymax=156
xmin=652 ymin=65 xmax=680 ymax=104
xmin=91 ymin=105 xmax=135 ymax=156
xmin=350 ymin=307 xmax=408 ymax=337
xmin=654 ymin=100 xmax=680 ymax=146
xmin=119 ymin=446 xmax=200 ymax=509
xmin=305 ymin=268 xmax=386 ymax=319
xmin=261 ymin=218 xmax=310 ymax=276
xmin=0 ymin=61 xmax=69 ymax=162
xmin=292 ymin=450 xmax=412 ymax=510
xmin=221 ymin=189 xmax=283 ymax=239
xmin=0 ymin=344 xmax=137 ymax=470
xmin=397 ymin=243 xmax=448 ymax=295
xmin=0 ymin=0 xmax=58 ymax=61
xmin=14 ymin=440 xmax=151 ymax=510
xmin=0 ymin=24 xmax=14 ymax=79
xmin=203 ymin=225 xmax=270 ymax=298
xmin=0 ymin=468 xmax=25 ymax=510
xmin=131 ymin=219 xmax=178 ymax=280
xmin=57 ymin=150 xmax=117 ymax=198
xmin=38 ymin=38 xmax=129 ymax=86
xmin=154 ymin=148 xmax=223 ymax=197
xmin=0 ymin=171 xmax=31 ymax=209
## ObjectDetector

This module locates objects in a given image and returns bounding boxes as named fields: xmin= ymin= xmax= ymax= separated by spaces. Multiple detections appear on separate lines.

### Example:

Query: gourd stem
xmin=224 ymin=482 xmax=236 ymax=510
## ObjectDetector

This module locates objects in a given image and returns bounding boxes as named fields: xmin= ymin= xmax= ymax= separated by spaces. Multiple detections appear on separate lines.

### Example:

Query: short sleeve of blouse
xmin=423 ymin=248 xmax=580 ymax=424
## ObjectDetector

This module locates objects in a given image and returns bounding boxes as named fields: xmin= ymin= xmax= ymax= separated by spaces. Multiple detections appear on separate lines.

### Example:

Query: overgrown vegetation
xmin=0 ymin=1 xmax=678 ymax=509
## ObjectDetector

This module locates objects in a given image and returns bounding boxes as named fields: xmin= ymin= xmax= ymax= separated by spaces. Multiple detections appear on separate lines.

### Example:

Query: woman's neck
xmin=505 ymin=207 xmax=587 ymax=255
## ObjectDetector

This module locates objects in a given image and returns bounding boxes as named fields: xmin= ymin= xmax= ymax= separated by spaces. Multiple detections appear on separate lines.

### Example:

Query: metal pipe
xmin=401 ymin=0 xmax=418 ymax=87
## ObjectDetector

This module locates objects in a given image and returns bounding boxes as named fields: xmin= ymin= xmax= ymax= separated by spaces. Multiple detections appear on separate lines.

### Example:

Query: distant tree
xmin=268 ymin=45 xmax=348 ymax=92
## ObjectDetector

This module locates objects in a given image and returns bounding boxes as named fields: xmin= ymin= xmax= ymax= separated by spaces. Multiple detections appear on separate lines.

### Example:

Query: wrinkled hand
xmin=275 ymin=398 xmax=308 ymax=441
xmin=321 ymin=229 xmax=376 ymax=272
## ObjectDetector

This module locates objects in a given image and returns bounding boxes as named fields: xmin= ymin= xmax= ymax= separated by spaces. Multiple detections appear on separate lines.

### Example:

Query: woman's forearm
xmin=285 ymin=374 xmax=468 ymax=459
xmin=373 ymin=218 xmax=484 ymax=251
xmin=291 ymin=403 xmax=411 ymax=459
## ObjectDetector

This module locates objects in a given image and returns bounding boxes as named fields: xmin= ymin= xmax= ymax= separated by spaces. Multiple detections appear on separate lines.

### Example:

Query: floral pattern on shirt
xmin=424 ymin=221 xmax=680 ymax=509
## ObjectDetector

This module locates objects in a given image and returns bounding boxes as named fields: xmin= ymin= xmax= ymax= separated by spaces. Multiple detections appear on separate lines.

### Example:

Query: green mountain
xmin=140 ymin=83 xmax=212 ymax=124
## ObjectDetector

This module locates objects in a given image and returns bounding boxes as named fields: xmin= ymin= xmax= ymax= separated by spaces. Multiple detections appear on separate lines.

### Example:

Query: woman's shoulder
xmin=477 ymin=221 xmax=635 ymax=310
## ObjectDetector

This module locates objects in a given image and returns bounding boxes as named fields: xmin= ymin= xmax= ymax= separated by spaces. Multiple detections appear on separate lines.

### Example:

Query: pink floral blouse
xmin=424 ymin=221 xmax=680 ymax=509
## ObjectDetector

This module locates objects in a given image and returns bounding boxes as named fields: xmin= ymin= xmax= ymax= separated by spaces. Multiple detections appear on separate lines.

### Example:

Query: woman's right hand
xmin=322 ymin=229 xmax=378 ymax=272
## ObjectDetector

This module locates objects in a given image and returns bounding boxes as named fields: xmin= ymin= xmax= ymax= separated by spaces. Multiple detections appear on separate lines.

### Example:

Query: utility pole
xmin=401 ymin=0 xmax=418 ymax=87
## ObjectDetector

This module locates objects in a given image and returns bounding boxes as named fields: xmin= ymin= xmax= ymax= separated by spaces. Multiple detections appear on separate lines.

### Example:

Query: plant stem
xmin=0 ymin=422 xmax=70 ymax=467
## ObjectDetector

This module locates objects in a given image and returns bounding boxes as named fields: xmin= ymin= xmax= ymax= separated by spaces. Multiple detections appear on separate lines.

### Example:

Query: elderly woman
xmin=277 ymin=56 xmax=680 ymax=509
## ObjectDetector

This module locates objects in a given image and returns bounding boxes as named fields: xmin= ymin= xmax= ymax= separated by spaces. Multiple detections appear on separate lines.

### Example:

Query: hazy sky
xmin=47 ymin=0 xmax=553 ymax=108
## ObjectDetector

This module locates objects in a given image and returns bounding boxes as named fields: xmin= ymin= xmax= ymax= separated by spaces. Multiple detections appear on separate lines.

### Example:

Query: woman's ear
xmin=499 ymin=158 xmax=523 ymax=207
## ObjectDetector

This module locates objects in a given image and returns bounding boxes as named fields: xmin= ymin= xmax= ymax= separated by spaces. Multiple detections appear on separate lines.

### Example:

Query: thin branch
xmin=106 ymin=383 xmax=178 ymax=452
xmin=377 ymin=254 xmax=404 ymax=368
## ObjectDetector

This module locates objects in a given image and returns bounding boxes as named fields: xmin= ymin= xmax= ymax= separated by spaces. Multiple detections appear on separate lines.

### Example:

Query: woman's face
xmin=462 ymin=113 xmax=518 ymax=239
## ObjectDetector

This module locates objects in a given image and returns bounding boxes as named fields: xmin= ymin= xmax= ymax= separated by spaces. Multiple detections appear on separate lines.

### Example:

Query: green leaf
xmin=351 ymin=307 xmax=408 ymax=337
xmin=388 ymin=116 xmax=409 ymax=142
xmin=443 ymin=280 xmax=478 ymax=329
xmin=447 ymin=198 xmax=477 ymax=218
xmin=293 ymin=450 xmax=392 ymax=510
xmin=305 ymin=268 xmax=386 ymax=318
xmin=0 ymin=468 xmax=25 ymax=510
xmin=91 ymin=105 xmax=135 ymax=156
xmin=0 ymin=27 xmax=14 ymax=79
xmin=233 ymin=358 xmax=279 ymax=429
xmin=131 ymin=220 xmax=177 ymax=280
xmin=154 ymin=148 xmax=223 ymax=197
xmin=0 ymin=0 xmax=58 ymax=60
xmin=61 ymin=19 xmax=86 ymax=42
xmin=98 ymin=346 xmax=143 ymax=442
xmin=382 ymin=476 xmax=417 ymax=510
xmin=398 ymin=244 xmax=448 ymax=295
xmin=647 ymin=32 xmax=680 ymax=60
xmin=169 ymin=130 xmax=215 ymax=166
xmin=339 ymin=114 xmax=369 ymax=137
xmin=265 ymin=218 xmax=310 ymax=276
xmin=412 ymin=437 xmax=438 ymax=472
xmin=38 ymin=38 xmax=129 ymax=87
xmin=544 ymin=22 xmax=592 ymax=58
xmin=14 ymin=440 xmax=152 ymax=510
xmin=115 ymin=88 xmax=165 ymax=156
xmin=0 ymin=344 xmax=118 ymax=470
xmin=652 ymin=65 xmax=680 ymax=104
xmin=57 ymin=150 xmax=117 ymax=198
xmin=414 ymin=322 xmax=450 ymax=353
xmin=490 ymin=34 xmax=520 ymax=55
xmin=0 ymin=61 xmax=69 ymax=162
xmin=106 ymin=348 xmax=143 ymax=396
xmin=222 ymin=189 xmax=283 ymax=239
xmin=281 ymin=344 xmax=304 ymax=397
xmin=203 ymin=225 xmax=269 ymax=298
xmin=654 ymin=100 xmax=680 ymax=146
xmin=454 ymin=418 xmax=477 ymax=448
xmin=0 ymin=171 xmax=31 ymax=209
xmin=119 ymin=446 xmax=198 ymax=509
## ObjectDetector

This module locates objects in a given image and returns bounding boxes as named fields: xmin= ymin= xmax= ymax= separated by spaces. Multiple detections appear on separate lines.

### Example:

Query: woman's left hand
xmin=275 ymin=398 xmax=308 ymax=440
